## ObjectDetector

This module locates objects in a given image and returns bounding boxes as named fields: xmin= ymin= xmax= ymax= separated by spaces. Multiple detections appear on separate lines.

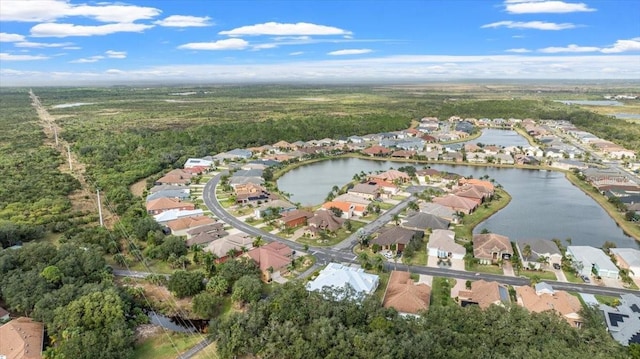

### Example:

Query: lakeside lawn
xmin=565 ymin=171 xmax=640 ymax=241
xmin=134 ymin=332 xmax=204 ymax=359
xmin=453 ymin=188 xmax=512 ymax=240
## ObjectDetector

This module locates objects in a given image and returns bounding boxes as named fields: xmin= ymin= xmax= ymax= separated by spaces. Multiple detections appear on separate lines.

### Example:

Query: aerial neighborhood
xmin=3 ymin=108 xmax=640 ymax=358
xmin=133 ymin=115 xmax=640 ymax=346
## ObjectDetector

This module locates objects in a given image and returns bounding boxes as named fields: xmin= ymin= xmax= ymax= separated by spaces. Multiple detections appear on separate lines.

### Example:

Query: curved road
xmin=202 ymin=173 xmax=638 ymax=297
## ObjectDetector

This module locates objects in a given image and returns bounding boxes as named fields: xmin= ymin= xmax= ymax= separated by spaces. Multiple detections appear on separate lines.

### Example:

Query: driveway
xmin=502 ymin=262 xmax=515 ymax=277
xmin=553 ymin=269 xmax=568 ymax=282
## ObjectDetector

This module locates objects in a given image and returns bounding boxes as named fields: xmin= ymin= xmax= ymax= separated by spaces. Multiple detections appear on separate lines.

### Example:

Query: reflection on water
xmin=278 ymin=156 xmax=636 ymax=248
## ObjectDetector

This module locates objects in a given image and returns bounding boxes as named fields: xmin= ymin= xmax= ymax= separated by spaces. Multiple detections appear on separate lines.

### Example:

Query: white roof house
xmin=566 ymin=246 xmax=619 ymax=278
xmin=306 ymin=263 xmax=379 ymax=300
xmin=611 ymin=248 xmax=640 ymax=277
xmin=153 ymin=209 xmax=203 ymax=224
xmin=184 ymin=157 xmax=213 ymax=168
xmin=427 ymin=229 xmax=465 ymax=260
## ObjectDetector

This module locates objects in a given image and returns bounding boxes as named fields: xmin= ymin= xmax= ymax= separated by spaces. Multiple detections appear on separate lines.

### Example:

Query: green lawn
xmin=518 ymin=270 xmax=558 ymax=281
xmin=405 ymin=249 xmax=428 ymax=266
xmin=564 ymin=270 xmax=583 ymax=283
xmin=466 ymin=263 xmax=504 ymax=275
xmin=453 ymin=188 xmax=512 ymax=240
xmin=134 ymin=332 xmax=203 ymax=359
xmin=373 ymin=272 xmax=390 ymax=301
xmin=431 ymin=277 xmax=457 ymax=307
xmin=378 ymin=202 xmax=395 ymax=210
xmin=595 ymin=295 xmax=621 ymax=307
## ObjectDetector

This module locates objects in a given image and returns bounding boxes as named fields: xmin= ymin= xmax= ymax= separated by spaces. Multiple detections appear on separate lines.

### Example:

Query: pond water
xmin=613 ymin=113 xmax=640 ymax=120
xmin=464 ymin=128 xmax=530 ymax=148
xmin=556 ymin=100 xmax=624 ymax=106
xmin=147 ymin=311 xmax=208 ymax=333
xmin=277 ymin=132 xmax=637 ymax=248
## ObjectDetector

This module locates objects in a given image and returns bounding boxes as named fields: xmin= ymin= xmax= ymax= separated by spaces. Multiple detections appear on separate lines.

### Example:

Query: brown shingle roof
xmin=373 ymin=227 xmax=416 ymax=246
xmin=146 ymin=197 xmax=194 ymax=212
xmin=383 ymin=271 xmax=431 ymax=314
xmin=308 ymin=210 xmax=345 ymax=231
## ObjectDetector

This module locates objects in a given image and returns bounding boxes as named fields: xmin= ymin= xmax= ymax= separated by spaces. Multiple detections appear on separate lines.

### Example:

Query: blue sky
xmin=1 ymin=0 xmax=639 ymax=85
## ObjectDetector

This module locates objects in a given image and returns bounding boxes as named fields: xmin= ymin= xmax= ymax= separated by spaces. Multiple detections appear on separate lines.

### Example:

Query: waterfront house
xmin=473 ymin=233 xmax=513 ymax=264
xmin=515 ymin=239 xmax=562 ymax=270
xmin=348 ymin=183 xmax=380 ymax=200
xmin=566 ymin=246 xmax=619 ymax=278
xmin=610 ymin=248 xmax=640 ymax=278
xmin=432 ymin=194 xmax=477 ymax=215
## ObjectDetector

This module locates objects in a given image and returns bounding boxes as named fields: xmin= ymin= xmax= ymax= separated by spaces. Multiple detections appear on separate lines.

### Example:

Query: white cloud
xmin=538 ymin=38 xmax=640 ymax=53
xmin=290 ymin=51 xmax=304 ymax=56
xmin=70 ymin=55 xmax=105 ymax=63
xmin=0 ymin=33 xmax=26 ymax=42
xmin=482 ymin=21 xmax=576 ymax=30
xmin=178 ymin=38 xmax=249 ymax=50
xmin=539 ymin=44 xmax=600 ymax=53
xmin=0 ymin=0 xmax=161 ymax=23
xmin=506 ymin=1 xmax=596 ymax=14
xmin=328 ymin=49 xmax=373 ymax=56
xmin=506 ymin=48 xmax=531 ymax=53
xmin=14 ymin=41 xmax=73 ymax=48
xmin=30 ymin=22 xmax=154 ymax=38
xmin=63 ymin=46 xmax=81 ymax=50
xmin=601 ymin=38 xmax=640 ymax=53
xmin=154 ymin=15 xmax=212 ymax=27
xmin=105 ymin=50 xmax=127 ymax=58
xmin=0 ymin=52 xmax=49 ymax=61
xmin=219 ymin=22 xmax=351 ymax=36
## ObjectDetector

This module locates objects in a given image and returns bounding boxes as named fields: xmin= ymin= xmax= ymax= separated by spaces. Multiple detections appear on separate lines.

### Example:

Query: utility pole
xmin=67 ymin=144 xmax=73 ymax=171
xmin=97 ymin=189 xmax=104 ymax=227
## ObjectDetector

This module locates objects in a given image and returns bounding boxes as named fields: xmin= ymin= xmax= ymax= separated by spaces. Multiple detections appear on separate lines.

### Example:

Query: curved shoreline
xmin=271 ymin=154 xmax=640 ymax=243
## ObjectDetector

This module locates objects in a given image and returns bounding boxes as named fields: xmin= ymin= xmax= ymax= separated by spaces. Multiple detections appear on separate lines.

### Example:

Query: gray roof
xmin=420 ymin=202 xmax=457 ymax=220
xmin=373 ymin=227 xmax=417 ymax=246
xmin=601 ymin=294 xmax=640 ymax=346
xmin=402 ymin=212 xmax=449 ymax=231
xmin=517 ymin=239 xmax=561 ymax=260
xmin=146 ymin=189 xmax=190 ymax=202
xmin=149 ymin=184 xmax=187 ymax=193
xmin=232 ymin=169 xmax=263 ymax=178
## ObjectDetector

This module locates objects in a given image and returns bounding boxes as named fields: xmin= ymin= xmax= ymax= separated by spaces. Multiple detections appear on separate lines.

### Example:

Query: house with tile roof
xmin=601 ymin=294 xmax=640 ymax=346
xmin=362 ymin=145 xmax=392 ymax=157
xmin=146 ymin=197 xmax=195 ymax=215
xmin=306 ymin=263 xmax=379 ymax=301
xmin=348 ymin=183 xmax=380 ymax=200
xmin=383 ymin=271 xmax=431 ymax=315
xmin=611 ymin=248 xmax=640 ymax=278
xmin=167 ymin=216 xmax=216 ymax=236
xmin=427 ymin=229 xmax=465 ymax=260
xmin=306 ymin=210 xmax=345 ymax=237
xmin=458 ymin=280 xmax=511 ymax=309
xmin=322 ymin=201 xmax=356 ymax=219
xmin=243 ymin=242 xmax=293 ymax=282
xmin=473 ymin=233 xmax=513 ymax=264
xmin=515 ymin=239 xmax=562 ymax=270
xmin=203 ymin=233 xmax=253 ymax=262
xmin=155 ymin=168 xmax=193 ymax=186
xmin=369 ymin=169 xmax=411 ymax=183
xmin=372 ymin=226 xmax=419 ymax=252
xmin=278 ymin=209 xmax=314 ymax=228
xmin=0 ymin=317 xmax=44 ymax=359
xmin=432 ymin=194 xmax=478 ymax=214
xmin=515 ymin=283 xmax=582 ymax=328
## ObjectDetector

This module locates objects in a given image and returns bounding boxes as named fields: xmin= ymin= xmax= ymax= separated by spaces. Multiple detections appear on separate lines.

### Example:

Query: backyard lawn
xmin=134 ymin=332 xmax=203 ymax=359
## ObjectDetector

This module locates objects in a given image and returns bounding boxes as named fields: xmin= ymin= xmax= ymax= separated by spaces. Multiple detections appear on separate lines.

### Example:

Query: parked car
xmin=553 ymin=263 xmax=561 ymax=270
xmin=581 ymin=275 xmax=590 ymax=283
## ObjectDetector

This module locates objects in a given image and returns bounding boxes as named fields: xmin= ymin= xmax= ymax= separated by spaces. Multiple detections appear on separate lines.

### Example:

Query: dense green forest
xmin=211 ymin=281 xmax=626 ymax=359
xmin=0 ymin=242 xmax=144 ymax=358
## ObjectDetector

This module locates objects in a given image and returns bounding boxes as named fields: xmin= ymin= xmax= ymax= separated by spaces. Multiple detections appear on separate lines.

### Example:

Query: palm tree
xmin=392 ymin=214 xmax=400 ymax=226
xmin=358 ymin=252 xmax=370 ymax=269
xmin=252 ymin=235 xmax=265 ymax=248
xmin=537 ymin=255 xmax=550 ymax=270
xmin=372 ymin=254 xmax=386 ymax=273
xmin=522 ymin=244 xmax=532 ymax=262
xmin=407 ymin=201 xmax=419 ymax=212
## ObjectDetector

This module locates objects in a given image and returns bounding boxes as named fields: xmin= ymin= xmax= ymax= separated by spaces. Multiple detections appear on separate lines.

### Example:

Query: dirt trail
xmin=29 ymin=90 xmax=116 ymax=228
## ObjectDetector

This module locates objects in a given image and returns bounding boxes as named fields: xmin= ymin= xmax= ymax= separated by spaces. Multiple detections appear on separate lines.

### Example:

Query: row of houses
xmin=305 ymin=264 xmax=583 ymax=328
xmin=551 ymin=120 xmax=637 ymax=160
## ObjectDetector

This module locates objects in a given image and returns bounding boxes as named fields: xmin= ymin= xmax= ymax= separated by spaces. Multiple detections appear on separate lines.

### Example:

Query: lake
xmin=465 ymin=128 xmax=530 ymax=148
xmin=277 ymin=133 xmax=637 ymax=248
xmin=556 ymin=100 xmax=624 ymax=106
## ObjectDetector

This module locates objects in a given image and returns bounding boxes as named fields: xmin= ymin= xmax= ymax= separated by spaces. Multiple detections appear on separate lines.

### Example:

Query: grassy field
xmin=518 ymin=270 xmax=558 ymax=281
xmin=134 ymin=332 xmax=204 ymax=359
xmin=466 ymin=263 xmax=504 ymax=275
